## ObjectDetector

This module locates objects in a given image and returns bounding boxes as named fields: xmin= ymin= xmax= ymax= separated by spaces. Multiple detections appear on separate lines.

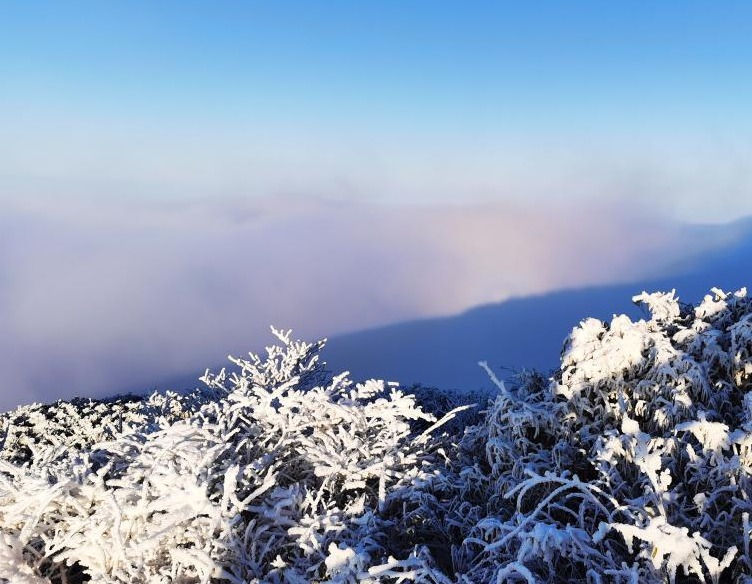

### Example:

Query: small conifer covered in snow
xmin=0 ymin=289 xmax=751 ymax=583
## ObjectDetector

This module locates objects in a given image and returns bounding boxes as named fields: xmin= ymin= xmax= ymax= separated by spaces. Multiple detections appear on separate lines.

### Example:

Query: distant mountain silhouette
xmin=322 ymin=217 xmax=752 ymax=391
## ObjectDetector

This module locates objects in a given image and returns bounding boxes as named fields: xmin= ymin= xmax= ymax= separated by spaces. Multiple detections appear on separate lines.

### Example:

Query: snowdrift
xmin=1 ymin=288 xmax=752 ymax=583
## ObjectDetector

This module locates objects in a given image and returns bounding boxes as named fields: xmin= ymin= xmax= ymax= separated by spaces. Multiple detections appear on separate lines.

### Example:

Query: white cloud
xmin=0 ymin=195 xmax=733 ymax=410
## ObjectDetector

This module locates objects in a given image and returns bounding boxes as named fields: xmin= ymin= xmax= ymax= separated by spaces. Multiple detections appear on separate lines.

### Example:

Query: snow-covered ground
xmin=2 ymin=288 xmax=752 ymax=583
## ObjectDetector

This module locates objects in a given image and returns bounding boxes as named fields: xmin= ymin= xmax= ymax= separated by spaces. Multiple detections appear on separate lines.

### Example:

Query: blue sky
xmin=2 ymin=1 xmax=752 ymax=221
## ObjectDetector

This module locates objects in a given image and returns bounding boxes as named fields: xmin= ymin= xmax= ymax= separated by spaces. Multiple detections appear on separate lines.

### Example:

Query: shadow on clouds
xmin=0 ymin=195 xmax=744 ymax=411
xmin=323 ymin=216 xmax=752 ymax=391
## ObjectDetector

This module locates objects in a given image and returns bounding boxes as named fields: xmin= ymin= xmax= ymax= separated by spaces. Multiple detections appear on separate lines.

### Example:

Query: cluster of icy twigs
xmin=1 ymin=288 xmax=752 ymax=583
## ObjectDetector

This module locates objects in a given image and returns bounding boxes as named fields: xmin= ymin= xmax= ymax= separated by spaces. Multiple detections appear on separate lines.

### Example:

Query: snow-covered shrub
xmin=0 ymin=328 xmax=463 ymax=583
xmin=3 ymin=288 xmax=752 ymax=583
xmin=404 ymin=383 xmax=494 ymax=436
xmin=408 ymin=287 xmax=752 ymax=583
xmin=0 ymin=390 xmax=211 ymax=466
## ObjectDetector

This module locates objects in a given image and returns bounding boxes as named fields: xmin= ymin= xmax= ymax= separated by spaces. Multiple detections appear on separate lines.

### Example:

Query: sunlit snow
xmin=1 ymin=289 xmax=752 ymax=583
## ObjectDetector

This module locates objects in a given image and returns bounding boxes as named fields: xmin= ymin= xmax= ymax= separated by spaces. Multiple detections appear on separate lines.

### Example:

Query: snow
xmin=1 ymin=289 xmax=752 ymax=582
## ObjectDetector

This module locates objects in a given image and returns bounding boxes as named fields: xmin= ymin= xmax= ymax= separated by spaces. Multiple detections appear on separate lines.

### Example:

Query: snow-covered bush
xmin=2 ymin=288 xmax=752 ymax=583
xmin=414 ymin=287 xmax=752 ymax=583
xmin=0 ymin=328 xmax=463 ymax=583
xmin=0 ymin=390 xmax=211 ymax=466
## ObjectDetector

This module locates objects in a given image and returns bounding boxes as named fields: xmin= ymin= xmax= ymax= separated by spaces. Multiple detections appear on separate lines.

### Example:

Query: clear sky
xmin=2 ymin=1 xmax=752 ymax=221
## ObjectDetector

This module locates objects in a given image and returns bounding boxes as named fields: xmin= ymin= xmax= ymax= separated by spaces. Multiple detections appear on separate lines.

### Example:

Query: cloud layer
xmin=0 ymin=195 xmax=731 ymax=410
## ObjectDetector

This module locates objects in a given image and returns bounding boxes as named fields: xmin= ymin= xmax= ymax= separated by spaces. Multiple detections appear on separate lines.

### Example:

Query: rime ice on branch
xmin=1 ymin=290 xmax=752 ymax=583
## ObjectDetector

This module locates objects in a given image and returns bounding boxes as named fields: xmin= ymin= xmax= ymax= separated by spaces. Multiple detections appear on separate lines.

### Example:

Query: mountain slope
xmin=323 ymin=218 xmax=752 ymax=389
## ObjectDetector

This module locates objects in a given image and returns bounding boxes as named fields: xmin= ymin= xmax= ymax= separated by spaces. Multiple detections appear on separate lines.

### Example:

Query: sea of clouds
xmin=0 ymin=195 xmax=735 ymax=410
